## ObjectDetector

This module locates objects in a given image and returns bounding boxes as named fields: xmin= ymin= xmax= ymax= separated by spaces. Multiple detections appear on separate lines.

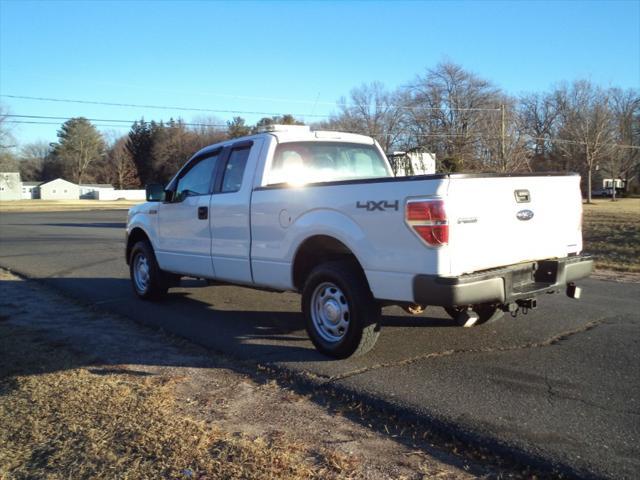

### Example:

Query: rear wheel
xmin=302 ymin=261 xmax=381 ymax=358
xmin=129 ymin=241 xmax=169 ymax=300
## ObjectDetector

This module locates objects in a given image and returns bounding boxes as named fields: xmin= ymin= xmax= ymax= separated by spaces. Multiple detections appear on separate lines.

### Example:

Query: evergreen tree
xmin=252 ymin=115 xmax=304 ymax=133
xmin=126 ymin=120 xmax=159 ymax=185
xmin=227 ymin=117 xmax=251 ymax=138
xmin=52 ymin=117 xmax=105 ymax=184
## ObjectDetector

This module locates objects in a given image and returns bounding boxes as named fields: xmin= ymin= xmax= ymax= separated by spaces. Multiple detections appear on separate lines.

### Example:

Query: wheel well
xmin=292 ymin=235 xmax=366 ymax=291
xmin=126 ymin=228 xmax=151 ymax=264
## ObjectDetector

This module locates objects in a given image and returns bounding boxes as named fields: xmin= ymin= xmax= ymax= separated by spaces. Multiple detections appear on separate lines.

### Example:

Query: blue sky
xmin=1 ymin=0 xmax=638 ymax=146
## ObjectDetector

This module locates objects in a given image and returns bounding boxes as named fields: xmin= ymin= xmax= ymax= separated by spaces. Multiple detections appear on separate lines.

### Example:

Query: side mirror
xmin=146 ymin=184 xmax=166 ymax=202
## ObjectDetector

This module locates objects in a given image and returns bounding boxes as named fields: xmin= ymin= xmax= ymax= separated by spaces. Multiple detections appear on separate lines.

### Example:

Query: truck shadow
xmin=1 ymin=275 xmax=460 ymax=372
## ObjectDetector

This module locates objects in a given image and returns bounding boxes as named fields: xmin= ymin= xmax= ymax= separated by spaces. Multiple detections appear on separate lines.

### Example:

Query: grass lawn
xmin=582 ymin=198 xmax=640 ymax=273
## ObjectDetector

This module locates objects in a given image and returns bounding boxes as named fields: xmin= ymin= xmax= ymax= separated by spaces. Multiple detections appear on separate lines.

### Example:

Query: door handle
xmin=197 ymin=206 xmax=208 ymax=220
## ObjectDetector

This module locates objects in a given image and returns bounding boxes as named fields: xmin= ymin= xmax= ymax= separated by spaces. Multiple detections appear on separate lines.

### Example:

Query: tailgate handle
xmin=514 ymin=189 xmax=530 ymax=203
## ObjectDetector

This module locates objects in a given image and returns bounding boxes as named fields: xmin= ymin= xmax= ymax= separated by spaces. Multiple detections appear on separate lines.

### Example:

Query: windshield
xmin=267 ymin=142 xmax=391 ymax=186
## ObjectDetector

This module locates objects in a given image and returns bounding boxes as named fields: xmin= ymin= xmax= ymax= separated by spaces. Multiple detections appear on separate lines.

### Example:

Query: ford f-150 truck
xmin=126 ymin=125 xmax=593 ymax=358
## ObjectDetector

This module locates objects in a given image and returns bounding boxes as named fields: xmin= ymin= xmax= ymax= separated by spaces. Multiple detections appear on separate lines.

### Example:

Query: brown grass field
xmin=0 ymin=323 xmax=358 ymax=480
xmin=0 ymin=199 xmax=140 ymax=212
xmin=582 ymin=198 xmax=640 ymax=273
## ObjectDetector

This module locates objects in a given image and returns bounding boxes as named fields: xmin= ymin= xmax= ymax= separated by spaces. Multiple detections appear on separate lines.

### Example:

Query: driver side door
xmin=155 ymin=150 xmax=221 ymax=278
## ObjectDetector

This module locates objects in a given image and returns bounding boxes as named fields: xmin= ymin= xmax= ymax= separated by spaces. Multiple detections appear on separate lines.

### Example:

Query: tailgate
xmin=445 ymin=174 xmax=583 ymax=276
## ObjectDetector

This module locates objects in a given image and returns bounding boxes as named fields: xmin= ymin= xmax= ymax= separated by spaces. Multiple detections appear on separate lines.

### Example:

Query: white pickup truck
xmin=126 ymin=125 xmax=593 ymax=358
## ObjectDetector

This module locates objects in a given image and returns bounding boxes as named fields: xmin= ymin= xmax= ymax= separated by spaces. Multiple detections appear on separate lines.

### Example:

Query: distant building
xmin=21 ymin=182 xmax=41 ymax=199
xmin=96 ymin=189 xmax=146 ymax=201
xmin=79 ymin=183 xmax=114 ymax=199
xmin=387 ymin=152 xmax=436 ymax=176
xmin=39 ymin=178 xmax=80 ymax=200
xmin=0 ymin=172 xmax=22 ymax=201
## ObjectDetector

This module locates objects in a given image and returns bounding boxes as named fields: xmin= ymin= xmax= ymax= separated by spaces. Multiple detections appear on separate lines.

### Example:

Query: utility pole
xmin=500 ymin=104 xmax=506 ymax=165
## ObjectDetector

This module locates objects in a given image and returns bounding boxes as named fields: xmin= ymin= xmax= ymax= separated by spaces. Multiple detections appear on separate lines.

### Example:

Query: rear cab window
xmin=267 ymin=142 xmax=391 ymax=186
xmin=220 ymin=145 xmax=251 ymax=193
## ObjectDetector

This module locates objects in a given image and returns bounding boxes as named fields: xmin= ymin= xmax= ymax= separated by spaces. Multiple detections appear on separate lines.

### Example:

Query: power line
xmin=5 ymin=107 xmax=639 ymax=151
xmin=0 ymin=94 xmax=331 ymax=118
xmin=364 ymin=131 xmax=640 ymax=149
xmin=6 ymin=120 xmax=133 ymax=128
xmin=528 ymin=136 xmax=640 ymax=150
xmin=1 ymin=93 xmax=504 ymax=116
xmin=5 ymin=114 xmax=227 ymax=128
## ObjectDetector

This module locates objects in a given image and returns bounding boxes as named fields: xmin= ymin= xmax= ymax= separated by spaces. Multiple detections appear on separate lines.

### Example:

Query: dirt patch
xmin=590 ymin=269 xmax=640 ymax=283
xmin=0 ymin=270 xmax=486 ymax=479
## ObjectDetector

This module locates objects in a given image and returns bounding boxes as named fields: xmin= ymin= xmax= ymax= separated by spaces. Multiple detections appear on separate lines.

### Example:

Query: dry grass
xmin=0 ymin=324 xmax=359 ymax=480
xmin=582 ymin=198 xmax=640 ymax=273
xmin=0 ymin=199 xmax=140 ymax=212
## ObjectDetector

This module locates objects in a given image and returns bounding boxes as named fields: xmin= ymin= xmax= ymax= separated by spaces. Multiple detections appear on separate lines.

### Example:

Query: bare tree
xmin=604 ymin=88 xmax=640 ymax=198
xmin=0 ymin=104 xmax=16 ymax=150
xmin=519 ymin=92 xmax=561 ymax=170
xmin=190 ymin=115 xmax=228 ymax=145
xmin=554 ymin=81 xmax=617 ymax=203
xmin=102 ymin=136 xmax=140 ymax=188
xmin=323 ymin=82 xmax=406 ymax=154
xmin=0 ymin=104 xmax=18 ymax=171
xmin=18 ymin=141 xmax=52 ymax=181
xmin=406 ymin=61 xmax=503 ymax=171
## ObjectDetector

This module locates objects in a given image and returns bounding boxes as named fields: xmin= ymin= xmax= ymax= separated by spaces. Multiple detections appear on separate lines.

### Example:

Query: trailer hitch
xmin=506 ymin=298 xmax=537 ymax=317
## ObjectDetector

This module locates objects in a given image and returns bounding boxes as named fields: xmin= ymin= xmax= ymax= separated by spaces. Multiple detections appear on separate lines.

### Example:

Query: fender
xmin=251 ymin=207 xmax=376 ymax=290
xmin=287 ymin=208 xmax=373 ymax=268
xmin=125 ymin=204 xmax=160 ymax=263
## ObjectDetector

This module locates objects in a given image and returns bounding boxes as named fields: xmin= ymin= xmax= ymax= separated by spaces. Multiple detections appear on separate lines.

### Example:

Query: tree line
xmin=1 ymin=61 xmax=638 ymax=200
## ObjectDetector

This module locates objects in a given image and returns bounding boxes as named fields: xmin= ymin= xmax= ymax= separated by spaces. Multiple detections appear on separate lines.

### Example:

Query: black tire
xmin=444 ymin=304 xmax=503 ymax=325
xmin=302 ymin=260 xmax=381 ymax=358
xmin=129 ymin=240 xmax=169 ymax=300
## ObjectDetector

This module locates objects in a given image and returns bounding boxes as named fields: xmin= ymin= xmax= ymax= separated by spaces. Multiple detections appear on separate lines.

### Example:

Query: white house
xmin=39 ymin=178 xmax=80 ymax=200
xmin=388 ymin=152 xmax=436 ymax=176
xmin=79 ymin=183 xmax=114 ymax=199
xmin=96 ymin=189 xmax=146 ymax=201
xmin=21 ymin=182 xmax=41 ymax=199
xmin=0 ymin=172 xmax=22 ymax=201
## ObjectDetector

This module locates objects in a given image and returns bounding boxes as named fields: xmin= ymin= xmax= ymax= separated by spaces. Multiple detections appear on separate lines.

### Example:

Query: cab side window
xmin=221 ymin=145 xmax=251 ymax=193
xmin=175 ymin=153 xmax=218 ymax=200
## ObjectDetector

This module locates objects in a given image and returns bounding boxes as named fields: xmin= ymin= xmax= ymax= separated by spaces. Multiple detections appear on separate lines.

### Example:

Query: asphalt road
xmin=1 ymin=210 xmax=639 ymax=479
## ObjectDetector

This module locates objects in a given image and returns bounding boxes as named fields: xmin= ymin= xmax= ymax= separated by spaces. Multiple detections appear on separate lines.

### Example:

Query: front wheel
xmin=302 ymin=261 xmax=381 ymax=358
xmin=129 ymin=241 xmax=169 ymax=300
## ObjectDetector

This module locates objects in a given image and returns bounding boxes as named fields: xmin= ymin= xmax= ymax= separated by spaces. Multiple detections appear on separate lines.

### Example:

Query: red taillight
xmin=406 ymin=199 xmax=448 ymax=246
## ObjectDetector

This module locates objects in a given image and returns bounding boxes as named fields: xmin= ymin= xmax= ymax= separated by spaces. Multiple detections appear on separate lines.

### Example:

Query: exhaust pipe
xmin=455 ymin=309 xmax=480 ymax=328
xmin=566 ymin=283 xmax=582 ymax=299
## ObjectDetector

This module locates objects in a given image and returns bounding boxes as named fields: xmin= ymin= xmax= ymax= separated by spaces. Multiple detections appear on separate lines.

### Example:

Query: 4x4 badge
xmin=356 ymin=200 xmax=399 ymax=212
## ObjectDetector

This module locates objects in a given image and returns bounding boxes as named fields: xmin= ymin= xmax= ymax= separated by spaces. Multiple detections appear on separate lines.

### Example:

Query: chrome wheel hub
xmin=133 ymin=253 xmax=150 ymax=293
xmin=311 ymin=282 xmax=350 ymax=343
